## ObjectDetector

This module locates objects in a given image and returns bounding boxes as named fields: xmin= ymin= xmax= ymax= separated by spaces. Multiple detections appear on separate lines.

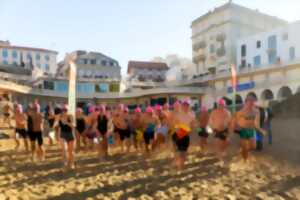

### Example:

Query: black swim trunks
xmin=198 ymin=128 xmax=208 ymax=138
xmin=172 ymin=133 xmax=190 ymax=152
xmin=214 ymin=129 xmax=228 ymax=141
xmin=116 ymin=128 xmax=130 ymax=141
xmin=28 ymin=131 xmax=43 ymax=146
xmin=15 ymin=128 xmax=27 ymax=138
xmin=143 ymin=130 xmax=154 ymax=145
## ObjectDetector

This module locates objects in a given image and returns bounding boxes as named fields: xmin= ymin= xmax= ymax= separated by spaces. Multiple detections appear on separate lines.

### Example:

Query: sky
xmin=0 ymin=0 xmax=299 ymax=74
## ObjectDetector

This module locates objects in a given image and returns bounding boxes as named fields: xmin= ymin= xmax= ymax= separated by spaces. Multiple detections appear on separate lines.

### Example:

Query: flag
xmin=230 ymin=64 xmax=237 ymax=90
xmin=68 ymin=61 xmax=77 ymax=117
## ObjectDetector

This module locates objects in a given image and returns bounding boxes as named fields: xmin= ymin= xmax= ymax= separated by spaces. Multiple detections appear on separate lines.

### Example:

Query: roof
xmin=0 ymin=45 xmax=58 ymax=54
xmin=191 ymin=1 xmax=287 ymax=26
xmin=127 ymin=61 xmax=169 ymax=74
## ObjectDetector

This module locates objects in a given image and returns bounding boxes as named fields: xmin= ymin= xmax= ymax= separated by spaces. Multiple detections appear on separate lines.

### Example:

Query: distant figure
xmin=256 ymin=106 xmax=267 ymax=151
xmin=265 ymin=106 xmax=273 ymax=145
xmin=197 ymin=106 xmax=210 ymax=153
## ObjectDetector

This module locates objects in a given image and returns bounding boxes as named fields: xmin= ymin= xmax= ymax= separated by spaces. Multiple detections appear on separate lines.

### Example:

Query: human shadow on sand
xmin=48 ymin=157 xmax=227 ymax=200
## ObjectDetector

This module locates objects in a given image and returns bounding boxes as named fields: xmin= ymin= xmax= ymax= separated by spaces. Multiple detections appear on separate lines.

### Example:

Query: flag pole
xmin=67 ymin=55 xmax=77 ymax=118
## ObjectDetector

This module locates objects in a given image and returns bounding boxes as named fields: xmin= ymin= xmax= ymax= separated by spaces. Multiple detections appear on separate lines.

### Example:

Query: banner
xmin=68 ymin=61 xmax=77 ymax=117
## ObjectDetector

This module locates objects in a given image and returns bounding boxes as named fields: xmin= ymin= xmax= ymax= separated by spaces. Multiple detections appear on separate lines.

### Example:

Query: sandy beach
xmin=0 ymin=131 xmax=299 ymax=200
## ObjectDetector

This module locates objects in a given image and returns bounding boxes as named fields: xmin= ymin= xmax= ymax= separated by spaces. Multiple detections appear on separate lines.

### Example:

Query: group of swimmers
xmin=8 ymin=93 xmax=267 ymax=170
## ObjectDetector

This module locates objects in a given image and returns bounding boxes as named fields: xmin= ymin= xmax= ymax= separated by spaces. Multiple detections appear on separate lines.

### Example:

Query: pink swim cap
xmin=182 ymin=99 xmax=191 ymax=106
xmin=100 ymin=104 xmax=106 ymax=111
xmin=16 ymin=104 xmax=23 ymax=113
xmin=118 ymin=104 xmax=124 ymax=111
xmin=145 ymin=106 xmax=154 ymax=114
xmin=88 ymin=105 xmax=95 ymax=113
xmin=134 ymin=107 xmax=141 ymax=113
xmin=124 ymin=106 xmax=129 ymax=113
xmin=155 ymin=104 xmax=162 ymax=111
xmin=174 ymin=101 xmax=181 ymax=107
xmin=76 ymin=107 xmax=83 ymax=113
xmin=163 ymin=103 xmax=169 ymax=109
xmin=218 ymin=99 xmax=226 ymax=107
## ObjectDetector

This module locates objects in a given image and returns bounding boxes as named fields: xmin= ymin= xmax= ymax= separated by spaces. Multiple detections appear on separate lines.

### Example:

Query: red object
xmin=176 ymin=128 xmax=188 ymax=139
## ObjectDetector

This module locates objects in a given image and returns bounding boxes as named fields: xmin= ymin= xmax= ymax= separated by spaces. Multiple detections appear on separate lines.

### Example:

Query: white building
xmin=237 ymin=21 xmax=300 ymax=71
xmin=0 ymin=40 xmax=58 ymax=74
xmin=191 ymin=1 xmax=287 ymax=76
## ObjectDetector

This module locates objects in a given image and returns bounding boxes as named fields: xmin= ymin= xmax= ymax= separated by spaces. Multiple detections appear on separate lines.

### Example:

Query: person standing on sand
xmin=14 ymin=104 xmax=28 ymax=152
xmin=132 ymin=107 xmax=143 ymax=151
xmin=85 ymin=106 xmax=99 ymax=150
xmin=112 ymin=104 xmax=130 ymax=153
xmin=47 ymin=105 xmax=56 ymax=146
xmin=96 ymin=105 xmax=109 ymax=159
xmin=197 ymin=106 xmax=210 ymax=153
xmin=57 ymin=104 xmax=76 ymax=169
xmin=75 ymin=107 xmax=87 ymax=151
xmin=171 ymin=100 xmax=195 ymax=171
xmin=234 ymin=94 xmax=266 ymax=162
xmin=29 ymin=103 xmax=45 ymax=161
xmin=141 ymin=106 xmax=160 ymax=154
xmin=153 ymin=105 xmax=169 ymax=151
xmin=208 ymin=99 xmax=232 ymax=164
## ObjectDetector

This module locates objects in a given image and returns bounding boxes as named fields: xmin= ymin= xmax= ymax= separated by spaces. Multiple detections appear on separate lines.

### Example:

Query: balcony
xmin=193 ymin=53 xmax=206 ymax=63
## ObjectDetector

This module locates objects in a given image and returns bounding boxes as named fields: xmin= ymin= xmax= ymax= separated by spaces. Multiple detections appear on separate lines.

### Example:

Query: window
xmin=83 ymin=59 xmax=88 ymax=64
xmin=13 ymin=61 xmax=18 ymax=66
xmin=256 ymin=41 xmax=261 ymax=48
xmin=35 ymin=53 xmax=41 ymax=61
xmin=253 ymin=55 xmax=261 ymax=67
xmin=289 ymin=47 xmax=295 ymax=60
xmin=55 ymin=81 xmax=68 ymax=92
xmin=2 ymin=49 xmax=8 ymax=58
xmin=268 ymin=51 xmax=277 ymax=64
xmin=2 ymin=60 xmax=8 ymax=65
xmin=43 ymin=81 xmax=54 ymax=90
xmin=45 ymin=54 xmax=50 ymax=61
xmin=36 ymin=63 xmax=41 ymax=68
xmin=90 ymin=59 xmax=96 ymax=64
xmin=209 ymin=44 xmax=215 ymax=53
xmin=27 ymin=53 xmax=32 ymax=60
xmin=241 ymin=44 xmax=247 ymax=57
xmin=12 ymin=50 xmax=18 ymax=59
xmin=45 ymin=64 xmax=50 ymax=71
xmin=101 ymin=60 xmax=107 ymax=66
xmin=109 ymin=61 xmax=114 ymax=66
xmin=268 ymin=35 xmax=277 ymax=49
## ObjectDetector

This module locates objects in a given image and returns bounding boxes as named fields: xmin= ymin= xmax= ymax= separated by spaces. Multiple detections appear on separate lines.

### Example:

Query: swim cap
xmin=145 ymin=106 xmax=154 ymax=114
xmin=76 ymin=107 xmax=83 ymax=113
xmin=135 ymin=107 xmax=142 ymax=113
xmin=218 ymin=99 xmax=226 ymax=107
xmin=88 ymin=105 xmax=95 ymax=113
xmin=182 ymin=99 xmax=191 ymax=106
xmin=16 ymin=104 xmax=23 ymax=113
xmin=155 ymin=104 xmax=162 ymax=111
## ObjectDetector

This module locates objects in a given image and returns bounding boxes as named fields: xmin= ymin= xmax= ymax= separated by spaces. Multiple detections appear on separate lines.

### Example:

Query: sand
xmin=0 ymin=135 xmax=299 ymax=200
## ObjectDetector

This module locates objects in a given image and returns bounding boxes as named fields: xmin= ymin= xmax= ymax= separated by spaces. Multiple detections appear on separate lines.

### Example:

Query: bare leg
xmin=30 ymin=141 xmax=36 ymax=161
xmin=14 ymin=131 xmax=20 ymax=151
xmin=67 ymin=141 xmax=75 ymax=169
xmin=23 ymin=138 xmax=29 ymax=152
xmin=60 ymin=139 xmax=66 ymax=166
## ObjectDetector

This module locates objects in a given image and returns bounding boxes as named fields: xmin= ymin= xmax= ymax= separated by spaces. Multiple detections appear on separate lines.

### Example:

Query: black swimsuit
xmin=97 ymin=115 xmax=108 ymax=135
xmin=76 ymin=118 xmax=86 ymax=134
xmin=59 ymin=119 xmax=74 ymax=142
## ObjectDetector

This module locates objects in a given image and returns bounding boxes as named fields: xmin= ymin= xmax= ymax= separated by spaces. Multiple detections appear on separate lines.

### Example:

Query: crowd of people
xmin=0 ymin=93 xmax=273 ymax=171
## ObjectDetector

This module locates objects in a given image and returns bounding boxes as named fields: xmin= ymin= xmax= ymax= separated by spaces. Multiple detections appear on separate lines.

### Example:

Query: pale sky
xmin=0 ymin=0 xmax=299 ymax=74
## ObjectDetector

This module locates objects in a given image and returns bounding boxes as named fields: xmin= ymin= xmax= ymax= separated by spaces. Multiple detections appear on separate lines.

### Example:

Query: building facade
xmin=191 ymin=1 xmax=287 ymax=76
xmin=0 ymin=40 xmax=58 ymax=74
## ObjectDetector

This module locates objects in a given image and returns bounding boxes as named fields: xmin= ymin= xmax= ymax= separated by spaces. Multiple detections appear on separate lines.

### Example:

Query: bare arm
xmin=255 ymin=111 xmax=267 ymax=135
